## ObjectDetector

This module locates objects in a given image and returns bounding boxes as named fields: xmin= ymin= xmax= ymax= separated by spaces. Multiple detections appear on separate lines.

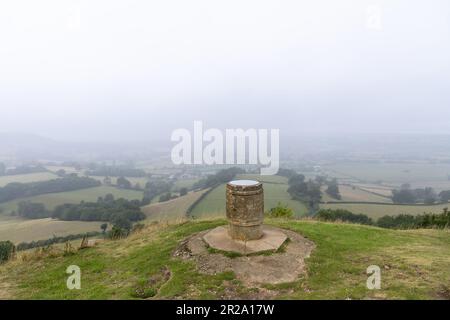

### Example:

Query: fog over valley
xmin=1 ymin=0 xmax=449 ymax=143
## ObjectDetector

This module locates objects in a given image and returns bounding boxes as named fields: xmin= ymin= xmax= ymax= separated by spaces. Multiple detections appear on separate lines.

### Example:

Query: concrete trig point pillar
xmin=202 ymin=179 xmax=287 ymax=254
xmin=226 ymin=180 xmax=264 ymax=241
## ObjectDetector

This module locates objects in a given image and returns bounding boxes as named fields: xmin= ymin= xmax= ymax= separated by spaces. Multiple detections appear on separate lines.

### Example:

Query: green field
xmin=142 ymin=190 xmax=208 ymax=222
xmin=353 ymin=183 xmax=394 ymax=197
xmin=188 ymin=184 xmax=226 ymax=219
xmin=0 ymin=217 xmax=102 ymax=243
xmin=45 ymin=166 xmax=82 ymax=175
xmin=89 ymin=176 xmax=149 ymax=188
xmin=190 ymin=182 xmax=308 ymax=219
xmin=325 ymin=163 xmax=450 ymax=185
xmin=321 ymin=185 xmax=392 ymax=203
xmin=0 ymin=172 xmax=58 ymax=187
xmin=1 ymin=219 xmax=449 ymax=299
xmin=172 ymin=178 xmax=199 ymax=190
xmin=0 ymin=186 xmax=143 ymax=214
xmin=321 ymin=202 xmax=450 ymax=220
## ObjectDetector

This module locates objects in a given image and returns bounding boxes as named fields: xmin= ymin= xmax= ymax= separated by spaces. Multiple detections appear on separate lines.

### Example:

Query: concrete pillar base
xmin=228 ymin=223 xmax=263 ymax=241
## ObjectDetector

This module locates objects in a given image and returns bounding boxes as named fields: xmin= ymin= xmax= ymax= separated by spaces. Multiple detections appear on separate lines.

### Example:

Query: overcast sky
xmin=0 ymin=0 xmax=449 ymax=141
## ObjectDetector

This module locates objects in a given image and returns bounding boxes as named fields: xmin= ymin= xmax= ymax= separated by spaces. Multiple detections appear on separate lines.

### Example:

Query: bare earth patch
xmin=173 ymin=226 xmax=315 ymax=287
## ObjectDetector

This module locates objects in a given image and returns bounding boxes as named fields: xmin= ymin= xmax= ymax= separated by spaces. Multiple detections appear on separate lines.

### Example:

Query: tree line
xmin=391 ymin=183 xmax=450 ymax=204
xmin=316 ymin=208 xmax=450 ymax=230
xmin=0 ymin=163 xmax=47 ymax=176
xmin=277 ymin=169 xmax=342 ymax=213
xmin=142 ymin=180 xmax=173 ymax=205
xmin=86 ymin=165 xmax=147 ymax=177
xmin=16 ymin=194 xmax=146 ymax=225
xmin=0 ymin=176 xmax=100 ymax=204
xmin=193 ymin=167 xmax=246 ymax=190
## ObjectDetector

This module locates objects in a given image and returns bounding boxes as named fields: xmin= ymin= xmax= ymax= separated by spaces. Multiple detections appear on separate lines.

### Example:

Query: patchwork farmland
xmin=189 ymin=174 xmax=309 ymax=219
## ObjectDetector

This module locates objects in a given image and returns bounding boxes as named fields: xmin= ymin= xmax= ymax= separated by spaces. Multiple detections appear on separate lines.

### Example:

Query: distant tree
xmin=276 ymin=168 xmax=297 ymax=178
xmin=103 ymin=176 xmax=112 ymax=186
xmin=104 ymin=193 xmax=115 ymax=202
xmin=0 ymin=241 xmax=15 ymax=263
xmin=392 ymin=189 xmax=417 ymax=204
xmin=0 ymin=163 xmax=5 ymax=176
xmin=179 ymin=187 xmax=188 ymax=196
xmin=400 ymin=183 xmax=411 ymax=190
xmin=56 ymin=169 xmax=66 ymax=177
xmin=17 ymin=201 xmax=48 ymax=219
xmin=306 ymin=180 xmax=322 ymax=201
xmin=117 ymin=176 xmax=132 ymax=189
xmin=110 ymin=226 xmax=127 ymax=240
xmin=326 ymin=179 xmax=341 ymax=200
xmin=423 ymin=187 xmax=437 ymax=204
xmin=315 ymin=175 xmax=327 ymax=186
xmin=287 ymin=175 xmax=321 ymax=213
xmin=439 ymin=190 xmax=450 ymax=202
xmin=100 ymin=223 xmax=108 ymax=234
xmin=159 ymin=192 xmax=172 ymax=202
xmin=288 ymin=174 xmax=305 ymax=186
xmin=392 ymin=187 xmax=437 ymax=204
xmin=143 ymin=180 xmax=172 ymax=201
xmin=424 ymin=195 xmax=437 ymax=205
xmin=112 ymin=216 xmax=132 ymax=232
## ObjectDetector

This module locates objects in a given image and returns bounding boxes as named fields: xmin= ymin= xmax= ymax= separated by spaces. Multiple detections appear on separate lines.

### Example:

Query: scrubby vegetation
xmin=316 ymin=208 xmax=450 ymax=230
xmin=15 ymin=232 xmax=101 ymax=251
xmin=377 ymin=209 xmax=450 ymax=229
xmin=316 ymin=209 xmax=374 ymax=225
xmin=267 ymin=202 xmax=294 ymax=218
xmin=0 ymin=240 xmax=14 ymax=263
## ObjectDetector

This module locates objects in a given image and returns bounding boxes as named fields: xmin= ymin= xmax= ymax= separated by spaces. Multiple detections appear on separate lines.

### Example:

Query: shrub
xmin=316 ymin=209 xmax=374 ymax=225
xmin=268 ymin=203 xmax=294 ymax=218
xmin=0 ymin=241 xmax=15 ymax=263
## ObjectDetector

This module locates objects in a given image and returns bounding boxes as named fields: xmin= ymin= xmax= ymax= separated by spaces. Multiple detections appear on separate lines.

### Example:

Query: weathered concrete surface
xmin=174 ymin=226 xmax=316 ymax=286
xmin=226 ymin=180 xmax=264 ymax=241
xmin=203 ymin=226 xmax=287 ymax=255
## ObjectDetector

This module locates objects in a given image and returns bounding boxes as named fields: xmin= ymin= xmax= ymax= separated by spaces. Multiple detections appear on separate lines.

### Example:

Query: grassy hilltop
xmin=1 ymin=219 xmax=449 ymax=300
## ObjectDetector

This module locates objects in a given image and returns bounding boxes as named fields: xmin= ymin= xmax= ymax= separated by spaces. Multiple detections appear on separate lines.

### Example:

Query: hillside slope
xmin=1 ymin=219 xmax=449 ymax=300
xmin=141 ymin=189 xmax=208 ymax=222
